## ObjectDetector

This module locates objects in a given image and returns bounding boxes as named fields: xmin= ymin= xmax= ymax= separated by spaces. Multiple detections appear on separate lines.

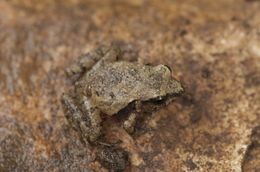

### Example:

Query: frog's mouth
xmin=150 ymin=92 xmax=182 ymax=105
xmin=150 ymin=96 xmax=168 ymax=105
xmin=142 ymin=93 xmax=179 ymax=112
xmin=116 ymin=92 xmax=183 ymax=119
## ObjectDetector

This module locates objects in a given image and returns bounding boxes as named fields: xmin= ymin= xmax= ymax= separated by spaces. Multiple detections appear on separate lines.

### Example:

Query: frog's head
xmin=156 ymin=64 xmax=183 ymax=95
xmin=142 ymin=64 xmax=184 ymax=108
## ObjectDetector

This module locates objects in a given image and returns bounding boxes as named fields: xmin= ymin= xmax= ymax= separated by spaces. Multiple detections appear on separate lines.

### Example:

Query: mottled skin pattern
xmin=61 ymin=45 xmax=183 ymax=143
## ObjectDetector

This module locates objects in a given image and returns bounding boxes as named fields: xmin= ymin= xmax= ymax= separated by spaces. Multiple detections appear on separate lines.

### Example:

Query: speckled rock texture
xmin=0 ymin=0 xmax=259 ymax=171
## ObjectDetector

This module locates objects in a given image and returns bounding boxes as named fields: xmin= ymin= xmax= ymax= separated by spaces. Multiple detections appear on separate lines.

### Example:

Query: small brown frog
xmin=61 ymin=45 xmax=183 ymax=143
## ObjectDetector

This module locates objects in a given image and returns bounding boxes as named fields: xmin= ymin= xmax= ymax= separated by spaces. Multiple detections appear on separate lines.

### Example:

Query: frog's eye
xmin=157 ymin=96 xmax=163 ymax=100
xmin=163 ymin=65 xmax=172 ymax=72
xmin=156 ymin=65 xmax=171 ymax=78
xmin=145 ymin=63 xmax=152 ymax=66
xmin=152 ymin=96 xmax=166 ymax=105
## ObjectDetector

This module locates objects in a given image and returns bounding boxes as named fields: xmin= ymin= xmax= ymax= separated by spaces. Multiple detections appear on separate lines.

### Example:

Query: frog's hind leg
xmin=61 ymin=93 xmax=84 ymax=131
xmin=65 ymin=47 xmax=105 ymax=78
xmin=79 ymin=97 xmax=102 ymax=142
xmin=102 ymin=45 xmax=121 ymax=62
xmin=66 ymin=45 xmax=121 ymax=78
xmin=61 ymin=93 xmax=102 ymax=143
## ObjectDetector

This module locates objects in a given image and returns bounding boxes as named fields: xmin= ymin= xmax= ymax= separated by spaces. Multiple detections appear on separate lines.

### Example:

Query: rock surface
xmin=0 ymin=0 xmax=259 ymax=171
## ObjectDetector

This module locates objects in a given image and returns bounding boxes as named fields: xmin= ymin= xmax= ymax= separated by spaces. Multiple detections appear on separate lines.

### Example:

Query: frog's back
xmin=86 ymin=61 xmax=159 ymax=115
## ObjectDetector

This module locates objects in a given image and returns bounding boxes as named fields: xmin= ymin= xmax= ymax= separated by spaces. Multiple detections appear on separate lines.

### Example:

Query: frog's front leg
xmin=123 ymin=112 xmax=137 ymax=133
xmin=122 ymin=101 xmax=141 ymax=133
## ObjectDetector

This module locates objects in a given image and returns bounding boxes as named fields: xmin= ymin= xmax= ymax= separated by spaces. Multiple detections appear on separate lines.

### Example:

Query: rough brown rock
xmin=0 ymin=0 xmax=259 ymax=171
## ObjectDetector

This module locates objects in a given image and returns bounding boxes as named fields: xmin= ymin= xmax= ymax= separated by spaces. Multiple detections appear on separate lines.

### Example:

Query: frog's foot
xmin=123 ymin=112 xmax=137 ymax=134
xmin=79 ymin=121 xmax=102 ymax=143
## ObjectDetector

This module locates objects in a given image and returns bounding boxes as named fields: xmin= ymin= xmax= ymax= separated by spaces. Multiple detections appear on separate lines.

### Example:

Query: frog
xmin=61 ymin=44 xmax=184 ymax=143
